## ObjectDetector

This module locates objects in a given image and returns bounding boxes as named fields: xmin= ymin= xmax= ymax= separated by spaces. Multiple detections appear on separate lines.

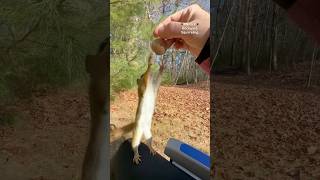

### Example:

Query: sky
xmin=150 ymin=0 xmax=210 ymax=23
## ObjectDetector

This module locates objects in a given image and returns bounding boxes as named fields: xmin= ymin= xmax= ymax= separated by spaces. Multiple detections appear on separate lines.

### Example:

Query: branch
xmin=210 ymin=2 xmax=234 ymax=71
xmin=57 ymin=0 xmax=67 ymax=9
xmin=111 ymin=53 xmax=138 ymax=77
xmin=58 ymin=0 xmax=67 ymax=5
xmin=125 ymin=52 xmax=138 ymax=63
xmin=25 ymin=39 xmax=58 ymax=48
xmin=6 ymin=18 xmax=41 ymax=53
xmin=110 ymin=0 xmax=122 ymax=5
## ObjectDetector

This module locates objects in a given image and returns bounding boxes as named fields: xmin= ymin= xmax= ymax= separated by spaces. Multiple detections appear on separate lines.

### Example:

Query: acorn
xmin=150 ymin=38 xmax=168 ymax=55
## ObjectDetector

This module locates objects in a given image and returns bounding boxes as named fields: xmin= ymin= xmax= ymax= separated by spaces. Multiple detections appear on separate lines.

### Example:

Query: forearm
xmin=273 ymin=0 xmax=320 ymax=44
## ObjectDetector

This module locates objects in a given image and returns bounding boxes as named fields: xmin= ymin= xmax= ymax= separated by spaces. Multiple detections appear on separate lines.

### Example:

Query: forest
xmin=0 ymin=0 xmax=108 ymax=179
xmin=212 ymin=0 xmax=319 ymax=87
xmin=212 ymin=0 xmax=320 ymax=179
xmin=0 ymin=0 xmax=107 ymax=105
xmin=110 ymin=0 xmax=209 ymax=97
xmin=0 ymin=0 xmax=210 ymax=179
xmin=110 ymin=0 xmax=210 ymax=170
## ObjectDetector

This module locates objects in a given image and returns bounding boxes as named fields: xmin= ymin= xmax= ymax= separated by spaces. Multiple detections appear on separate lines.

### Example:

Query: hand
xmin=153 ymin=4 xmax=210 ymax=57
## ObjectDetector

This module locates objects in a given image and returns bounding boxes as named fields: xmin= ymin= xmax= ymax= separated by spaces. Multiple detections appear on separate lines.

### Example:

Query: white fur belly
xmin=137 ymin=85 xmax=155 ymax=129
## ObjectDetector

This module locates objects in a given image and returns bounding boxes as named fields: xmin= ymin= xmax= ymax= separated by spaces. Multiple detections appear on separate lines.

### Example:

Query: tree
xmin=0 ymin=0 xmax=107 ymax=103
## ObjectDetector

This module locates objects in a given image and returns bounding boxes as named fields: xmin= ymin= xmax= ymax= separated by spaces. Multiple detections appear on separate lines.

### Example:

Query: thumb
xmin=154 ymin=21 xmax=186 ymax=39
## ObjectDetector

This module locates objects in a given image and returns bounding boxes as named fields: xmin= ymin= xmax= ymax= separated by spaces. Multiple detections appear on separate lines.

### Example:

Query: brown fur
xmin=110 ymin=54 xmax=154 ymax=142
xmin=110 ymin=122 xmax=135 ymax=142
xmin=137 ymin=54 xmax=153 ymax=99
xmin=81 ymin=40 xmax=108 ymax=180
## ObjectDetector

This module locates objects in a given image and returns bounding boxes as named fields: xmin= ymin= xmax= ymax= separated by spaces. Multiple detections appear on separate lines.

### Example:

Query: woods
xmin=0 ymin=1 xmax=211 ymax=178
xmin=0 ymin=0 xmax=107 ymax=104
xmin=0 ymin=0 xmax=210 ymax=103
xmin=213 ymin=0 xmax=319 ymax=87
xmin=110 ymin=0 xmax=209 ymax=97
xmin=212 ymin=1 xmax=320 ymax=178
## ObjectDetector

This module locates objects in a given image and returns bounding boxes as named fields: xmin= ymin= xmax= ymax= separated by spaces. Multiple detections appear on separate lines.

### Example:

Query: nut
xmin=150 ymin=38 xmax=167 ymax=55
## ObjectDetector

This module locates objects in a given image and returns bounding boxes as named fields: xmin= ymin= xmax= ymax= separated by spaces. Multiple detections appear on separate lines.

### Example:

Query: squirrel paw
xmin=133 ymin=154 xmax=141 ymax=165
xmin=150 ymin=148 xmax=156 ymax=156
xmin=110 ymin=124 xmax=117 ymax=130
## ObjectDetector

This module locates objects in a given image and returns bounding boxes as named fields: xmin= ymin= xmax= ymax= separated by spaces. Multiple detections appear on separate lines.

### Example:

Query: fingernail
xmin=153 ymin=30 xmax=158 ymax=37
xmin=157 ymin=23 xmax=164 ymax=35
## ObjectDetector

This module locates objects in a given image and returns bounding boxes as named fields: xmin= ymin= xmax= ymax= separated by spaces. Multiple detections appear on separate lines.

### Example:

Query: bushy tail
xmin=110 ymin=122 xmax=135 ymax=142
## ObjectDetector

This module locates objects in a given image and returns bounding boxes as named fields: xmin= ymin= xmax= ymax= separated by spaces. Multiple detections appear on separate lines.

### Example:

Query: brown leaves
xmin=111 ymin=82 xmax=210 ymax=156
xmin=213 ymin=75 xmax=320 ymax=179
xmin=307 ymin=146 xmax=318 ymax=155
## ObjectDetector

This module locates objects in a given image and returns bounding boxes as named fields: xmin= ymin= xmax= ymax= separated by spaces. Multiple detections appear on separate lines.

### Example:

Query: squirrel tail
xmin=110 ymin=122 xmax=135 ymax=142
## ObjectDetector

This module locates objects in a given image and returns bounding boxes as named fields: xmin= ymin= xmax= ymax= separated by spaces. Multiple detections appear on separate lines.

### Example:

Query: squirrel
xmin=111 ymin=53 xmax=165 ymax=164
xmin=82 ymin=38 xmax=108 ymax=180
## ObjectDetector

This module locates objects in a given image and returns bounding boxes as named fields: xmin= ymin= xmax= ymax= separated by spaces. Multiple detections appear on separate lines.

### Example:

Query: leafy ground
xmin=212 ymin=72 xmax=320 ymax=179
xmin=0 ymin=88 xmax=90 ymax=180
xmin=110 ymin=82 xmax=210 ymax=158
xmin=0 ymin=82 xmax=210 ymax=180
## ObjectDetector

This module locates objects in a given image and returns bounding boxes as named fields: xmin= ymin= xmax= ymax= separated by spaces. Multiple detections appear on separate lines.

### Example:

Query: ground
xmin=0 ymin=82 xmax=210 ymax=180
xmin=212 ymin=72 xmax=320 ymax=179
xmin=0 ymin=88 xmax=90 ymax=180
xmin=2 ymin=68 xmax=319 ymax=180
xmin=110 ymin=82 xmax=210 ymax=159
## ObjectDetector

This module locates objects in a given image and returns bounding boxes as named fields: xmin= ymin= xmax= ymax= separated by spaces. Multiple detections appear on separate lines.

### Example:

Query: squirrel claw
xmin=133 ymin=154 xmax=141 ymax=165
xmin=150 ymin=148 xmax=156 ymax=156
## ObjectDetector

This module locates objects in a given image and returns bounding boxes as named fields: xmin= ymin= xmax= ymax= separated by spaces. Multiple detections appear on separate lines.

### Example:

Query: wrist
xmin=195 ymin=36 xmax=210 ymax=64
xmin=195 ymin=36 xmax=211 ymax=75
xmin=198 ymin=58 xmax=210 ymax=75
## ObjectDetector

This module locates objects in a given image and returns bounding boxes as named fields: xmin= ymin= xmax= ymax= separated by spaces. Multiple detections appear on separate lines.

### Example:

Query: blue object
xmin=164 ymin=138 xmax=210 ymax=180
xmin=180 ymin=143 xmax=210 ymax=168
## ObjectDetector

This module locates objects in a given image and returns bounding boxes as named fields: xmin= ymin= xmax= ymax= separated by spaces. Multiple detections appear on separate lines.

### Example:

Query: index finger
xmin=153 ymin=7 xmax=188 ymax=37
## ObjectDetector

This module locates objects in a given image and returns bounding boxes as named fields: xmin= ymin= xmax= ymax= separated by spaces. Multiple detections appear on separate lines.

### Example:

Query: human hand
xmin=153 ymin=4 xmax=210 ymax=57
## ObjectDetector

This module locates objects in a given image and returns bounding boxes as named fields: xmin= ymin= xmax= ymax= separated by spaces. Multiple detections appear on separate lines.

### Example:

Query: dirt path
xmin=0 ymin=82 xmax=210 ymax=180
xmin=212 ymin=75 xmax=320 ymax=179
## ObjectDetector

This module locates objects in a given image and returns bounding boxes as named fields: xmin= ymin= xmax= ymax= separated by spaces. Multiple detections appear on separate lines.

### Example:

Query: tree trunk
xmin=272 ymin=4 xmax=278 ymax=71
xmin=244 ymin=0 xmax=251 ymax=75
xmin=306 ymin=46 xmax=318 ymax=88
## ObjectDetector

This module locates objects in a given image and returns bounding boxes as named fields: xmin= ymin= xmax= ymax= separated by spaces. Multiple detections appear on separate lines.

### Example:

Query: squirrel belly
xmin=111 ymin=53 xmax=164 ymax=164
xmin=135 ymin=81 xmax=156 ymax=128
xmin=110 ymin=71 xmax=157 ymax=142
